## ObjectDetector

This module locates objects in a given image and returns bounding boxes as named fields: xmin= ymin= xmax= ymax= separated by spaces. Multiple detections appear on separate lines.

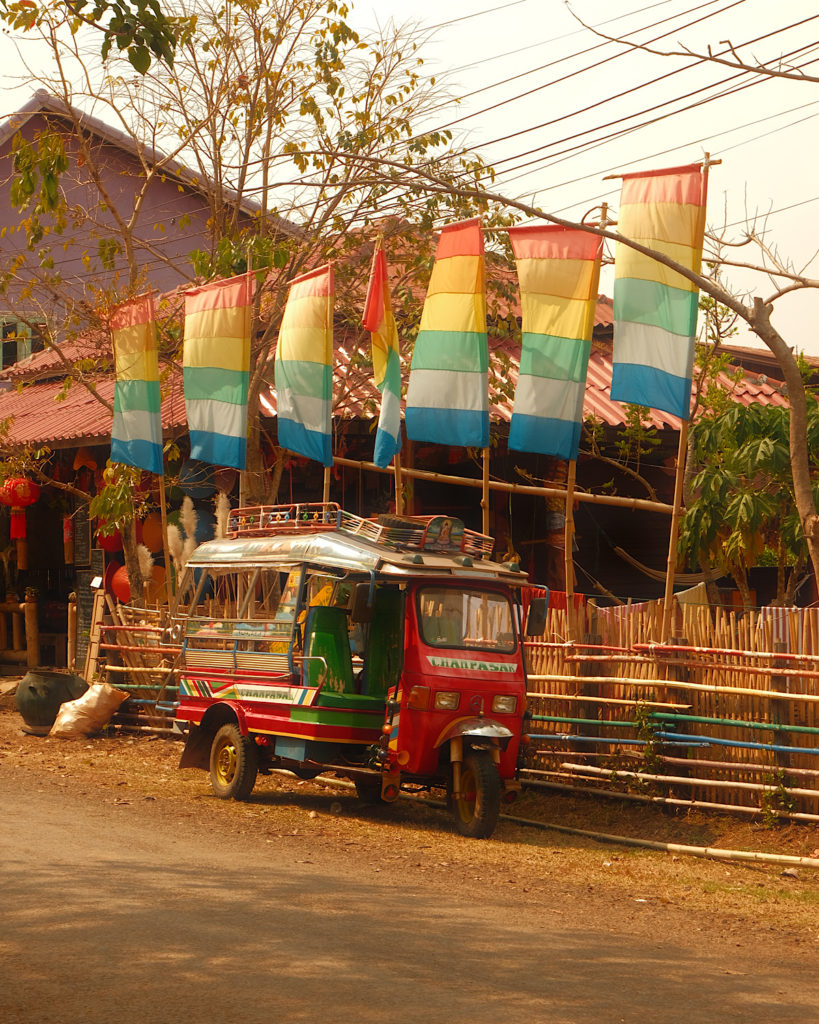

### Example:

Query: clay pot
xmin=15 ymin=670 xmax=88 ymax=736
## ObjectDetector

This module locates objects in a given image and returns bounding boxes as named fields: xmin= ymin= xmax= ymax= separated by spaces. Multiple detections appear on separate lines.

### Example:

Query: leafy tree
xmin=680 ymin=400 xmax=819 ymax=606
xmin=1 ymin=0 xmax=187 ymax=71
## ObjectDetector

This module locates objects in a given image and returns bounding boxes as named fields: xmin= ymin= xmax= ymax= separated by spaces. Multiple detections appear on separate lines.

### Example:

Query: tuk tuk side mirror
xmin=350 ymin=582 xmax=375 ymax=623
xmin=525 ymin=594 xmax=549 ymax=636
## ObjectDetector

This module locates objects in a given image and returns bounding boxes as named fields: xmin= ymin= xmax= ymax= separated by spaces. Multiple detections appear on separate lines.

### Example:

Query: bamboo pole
xmin=561 ymin=762 xmax=819 ymax=800
xmin=158 ymin=474 xmax=173 ymax=604
xmin=661 ymin=418 xmax=689 ymax=640
xmin=481 ymin=446 xmax=490 ymax=536
xmin=519 ymin=777 xmax=819 ymax=826
xmin=322 ymin=465 xmax=331 ymax=504
xmin=393 ymin=450 xmax=404 ymax=515
xmin=332 ymin=456 xmax=674 ymax=514
xmin=564 ymin=458 xmax=576 ymax=608
xmin=528 ymin=671 xmax=819 ymax=703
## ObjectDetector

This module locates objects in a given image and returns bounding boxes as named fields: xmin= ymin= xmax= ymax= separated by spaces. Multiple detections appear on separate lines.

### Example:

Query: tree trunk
xmin=121 ymin=517 xmax=144 ymax=609
xmin=748 ymin=298 xmax=819 ymax=588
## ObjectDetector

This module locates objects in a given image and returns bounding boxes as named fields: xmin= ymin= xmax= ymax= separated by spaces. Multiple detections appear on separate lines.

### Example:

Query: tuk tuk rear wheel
xmin=209 ymin=723 xmax=258 ymax=800
xmin=449 ymin=749 xmax=501 ymax=839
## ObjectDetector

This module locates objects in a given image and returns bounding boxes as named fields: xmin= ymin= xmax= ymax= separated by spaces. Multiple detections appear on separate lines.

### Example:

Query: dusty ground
xmin=2 ymin=684 xmax=819 ymax=956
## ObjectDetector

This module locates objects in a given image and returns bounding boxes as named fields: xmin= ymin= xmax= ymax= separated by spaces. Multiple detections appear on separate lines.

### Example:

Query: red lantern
xmin=0 ymin=477 xmax=41 ymax=570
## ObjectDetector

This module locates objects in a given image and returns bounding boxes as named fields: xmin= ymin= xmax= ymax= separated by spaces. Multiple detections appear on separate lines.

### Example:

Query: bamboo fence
xmin=523 ymin=598 xmax=819 ymax=823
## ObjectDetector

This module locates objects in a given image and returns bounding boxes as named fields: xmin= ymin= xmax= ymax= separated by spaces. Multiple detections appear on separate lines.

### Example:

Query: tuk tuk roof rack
xmin=227 ymin=502 xmax=495 ymax=559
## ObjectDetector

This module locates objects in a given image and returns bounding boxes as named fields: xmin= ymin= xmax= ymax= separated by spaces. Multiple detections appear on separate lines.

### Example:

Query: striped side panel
xmin=406 ymin=219 xmax=489 ymax=448
xmin=612 ymin=165 xmax=705 ymax=417
xmin=508 ymin=226 xmax=602 ymax=461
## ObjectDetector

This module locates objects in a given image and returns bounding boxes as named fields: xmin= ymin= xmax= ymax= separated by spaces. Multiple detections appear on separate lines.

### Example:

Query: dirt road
xmin=2 ymin=708 xmax=819 ymax=1022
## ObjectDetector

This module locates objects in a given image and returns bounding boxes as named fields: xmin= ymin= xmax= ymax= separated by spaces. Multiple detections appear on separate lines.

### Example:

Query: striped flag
xmin=612 ymin=163 xmax=706 ymax=418
xmin=508 ymin=225 xmax=603 ymax=461
xmin=110 ymin=293 xmax=163 ymax=475
xmin=405 ymin=218 xmax=489 ymax=448
xmin=183 ymin=272 xmax=253 ymax=469
xmin=362 ymin=245 xmax=401 ymax=468
xmin=275 ymin=265 xmax=334 ymax=468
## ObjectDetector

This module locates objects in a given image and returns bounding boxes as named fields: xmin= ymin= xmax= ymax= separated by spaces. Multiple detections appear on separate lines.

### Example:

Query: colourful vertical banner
xmin=110 ymin=293 xmax=163 ymax=475
xmin=508 ymin=225 xmax=603 ymax=461
xmin=183 ymin=272 xmax=253 ymax=469
xmin=405 ymin=218 xmax=489 ymax=448
xmin=362 ymin=245 xmax=401 ymax=468
xmin=275 ymin=265 xmax=334 ymax=468
xmin=612 ymin=163 xmax=706 ymax=418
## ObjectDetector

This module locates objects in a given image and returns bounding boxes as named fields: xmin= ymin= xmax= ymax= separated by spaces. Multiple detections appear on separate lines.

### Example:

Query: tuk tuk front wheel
xmin=209 ymin=723 xmax=258 ymax=800
xmin=449 ymin=749 xmax=501 ymax=839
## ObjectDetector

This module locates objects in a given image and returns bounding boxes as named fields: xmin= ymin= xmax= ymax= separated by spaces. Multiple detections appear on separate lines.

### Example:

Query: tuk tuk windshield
xmin=417 ymin=587 xmax=516 ymax=653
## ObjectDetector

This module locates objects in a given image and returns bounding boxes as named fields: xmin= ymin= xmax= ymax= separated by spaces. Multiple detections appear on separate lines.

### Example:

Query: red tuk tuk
xmin=169 ymin=503 xmax=545 ymax=838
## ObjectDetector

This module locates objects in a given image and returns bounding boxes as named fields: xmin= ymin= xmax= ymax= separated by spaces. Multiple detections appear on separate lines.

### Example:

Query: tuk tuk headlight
xmin=491 ymin=695 xmax=517 ymax=714
xmin=434 ymin=691 xmax=460 ymax=710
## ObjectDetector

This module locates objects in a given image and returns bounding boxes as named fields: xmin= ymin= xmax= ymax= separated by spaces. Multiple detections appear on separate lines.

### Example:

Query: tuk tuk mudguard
xmin=178 ymin=701 xmax=249 ymax=770
xmin=433 ymin=716 xmax=514 ymax=751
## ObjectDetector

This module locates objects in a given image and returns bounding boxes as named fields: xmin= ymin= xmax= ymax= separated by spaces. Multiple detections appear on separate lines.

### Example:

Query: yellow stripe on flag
xmin=427 ymin=254 xmax=484 ymax=296
xmin=521 ymin=294 xmax=595 ymax=340
xmin=515 ymin=258 xmax=597 ymax=301
xmin=418 ymin=292 xmax=486 ymax=334
xmin=618 ymin=202 xmax=701 ymax=248
xmin=112 ymin=322 xmax=157 ymax=381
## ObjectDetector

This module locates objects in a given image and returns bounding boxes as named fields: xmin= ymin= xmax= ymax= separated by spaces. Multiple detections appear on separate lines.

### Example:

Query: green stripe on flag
xmin=182 ymin=367 xmax=249 ymax=404
xmin=411 ymin=330 xmax=489 ymax=373
xmin=520 ymin=335 xmax=591 ymax=383
xmin=275 ymin=359 xmax=333 ymax=400
xmin=614 ymin=278 xmax=698 ymax=337
xmin=113 ymin=379 xmax=161 ymax=413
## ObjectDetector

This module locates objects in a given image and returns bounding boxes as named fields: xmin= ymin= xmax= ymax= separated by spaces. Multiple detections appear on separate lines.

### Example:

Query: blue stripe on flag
xmin=110 ymin=437 xmax=163 ymax=475
xmin=278 ymin=418 xmax=333 ymax=467
xmin=610 ymin=362 xmax=691 ymax=419
xmin=508 ymin=414 xmax=582 ymax=462
xmin=405 ymin=406 xmax=489 ymax=448
xmin=189 ymin=430 xmax=247 ymax=469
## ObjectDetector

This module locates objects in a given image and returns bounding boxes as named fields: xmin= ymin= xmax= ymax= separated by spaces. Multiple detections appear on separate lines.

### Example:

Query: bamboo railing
xmin=523 ymin=597 xmax=819 ymax=823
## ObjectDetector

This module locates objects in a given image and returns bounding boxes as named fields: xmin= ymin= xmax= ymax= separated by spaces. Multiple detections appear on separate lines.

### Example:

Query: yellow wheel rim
xmin=214 ymin=738 xmax=238 ymax=786
xmin=456 ymin=764 xmax=478 ymax=824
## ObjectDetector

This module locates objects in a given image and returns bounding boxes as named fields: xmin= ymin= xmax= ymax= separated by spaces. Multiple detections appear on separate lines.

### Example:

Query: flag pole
xmin=393 ymin=449 xmax=404 ymax=515
xmin=158 ymin=471 xmax=173 ymax=604
xmin=564 ymin=204 xmax=608 ymax=635
xmin=660 ymin=155 xmax=714 ymax=641
xmin=482 ymin=447 xmax=490 ymax=535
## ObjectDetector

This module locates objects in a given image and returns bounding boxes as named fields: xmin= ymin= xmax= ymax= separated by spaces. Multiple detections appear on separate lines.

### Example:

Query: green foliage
xmin=189 ymin=235 xmax=290 ymax=280
xmin=681 ymin=400 xmax=819 ymax=601
xmin=0 ymin=0 xmax=189 ymax=71
xmin=759 ymin=770 xmax=796 ymax=828
xmin=9 ymin=131 xmax=68 ymax=249
xmin=89 ymin=461 xmax=145 ymax=531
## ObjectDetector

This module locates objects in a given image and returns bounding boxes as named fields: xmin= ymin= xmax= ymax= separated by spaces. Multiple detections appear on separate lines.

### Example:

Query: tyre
xmin=209 ymin=723 xmax=258 ymax=800
xmin=354 ymin=775 xmax=384 ymax=803
xmin=448 ymin=749 xmax=501 ymax=839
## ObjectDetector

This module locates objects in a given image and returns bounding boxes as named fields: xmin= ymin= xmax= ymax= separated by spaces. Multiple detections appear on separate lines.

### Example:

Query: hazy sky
xmin=1 ymin=0 xmax=817 ymax=355
xmin=348 ymin=0 xmax=819 ymax=356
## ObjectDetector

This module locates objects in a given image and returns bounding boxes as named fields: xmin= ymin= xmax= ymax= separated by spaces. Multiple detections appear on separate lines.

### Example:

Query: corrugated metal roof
xmin=0 ymin=374 xmax=186 ymax=448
